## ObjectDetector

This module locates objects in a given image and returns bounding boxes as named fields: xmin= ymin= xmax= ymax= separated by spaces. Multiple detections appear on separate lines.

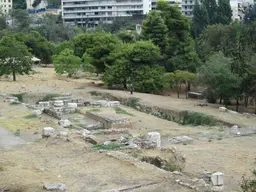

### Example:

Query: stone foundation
xmin=86 ymin=111 xmax=132 ymax=129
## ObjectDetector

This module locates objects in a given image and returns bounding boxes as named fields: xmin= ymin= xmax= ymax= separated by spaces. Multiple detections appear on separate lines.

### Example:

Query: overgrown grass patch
xmin=10 ymin=93 xmax=26 ymax=102
xmin=89 ymin=91 xmax=101 ymax=96
xmin=125 ymin=97 xmax=140 ymax=108
xmin=10 ymin=101 xmax=21 ymax=105
xmin=14 ymin=129 xmax=20 ymax=136
xmin=24 ymin=114 xmax=38 ymax=119
xmin=36 ymin=93 xmax=62 ymax=103
xmin=114 ymin=107 xmax=134 ymax=116
xmin=93 ymin=143 xmax=125 ymax=150
xmin=182 ymin=111 xmax=216 ymax=126
xmin=89 ymin=108 xmax=101 ymax=112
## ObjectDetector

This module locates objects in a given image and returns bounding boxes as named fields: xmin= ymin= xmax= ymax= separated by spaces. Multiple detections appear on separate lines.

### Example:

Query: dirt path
xmin=0 ymin=127 xmax=25 ymax=147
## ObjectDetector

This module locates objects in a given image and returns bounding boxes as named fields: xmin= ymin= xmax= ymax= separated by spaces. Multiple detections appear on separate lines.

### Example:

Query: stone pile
xmin=133 ymin=132 xmax=161 ymax=149
xmin=169 ymin=136 xmax=194 ymax=144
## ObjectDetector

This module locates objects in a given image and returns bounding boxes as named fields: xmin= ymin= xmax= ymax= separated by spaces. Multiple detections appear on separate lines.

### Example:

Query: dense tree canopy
xmin=53 ymin=49 xmax=81 ymax=77
xmin=0 ymin=36 xmax=32 ymax=81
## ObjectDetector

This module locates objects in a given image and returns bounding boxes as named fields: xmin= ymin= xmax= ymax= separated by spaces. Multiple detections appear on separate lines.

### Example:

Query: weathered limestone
xmin=169 ymin=136 xmax=193 ymax=144
xmin=147 ymin=132 xmax=161 ymax=148
xmin=211 ymin=172 xmax=224 ymax=186
xmin=43 ymin=183 xmax=67 ymax=191
xmin=38 ymin=101 xmax=50 ymax=108
xmin=211 ymin=172 xmax=224 ymax=191
xmin=106 ymin=101 xmax=120 ymax=107
xmin=7 ymin=96 xmax=19 ymax=102
xmin=86 ymin=111 xmax=131 ymax=129
xmin=67 ymin=103 xmax=77 ymax=108
xmin=54 ymin=100 xmax=64 ymax=107
xmin=133 ymin=132 xmax=161 ymax=149
xmin=219 ymin=107 xmax=227 ymax=112
xmin=92 ymin=100 xmax=120 ymax=107
xmin=58 ymin=119 xmax=71 ymax=128
xmin=32 ymin=110 xmax=42 ymax=117
xmin=42 ymin=127 xmax=55 ymax=137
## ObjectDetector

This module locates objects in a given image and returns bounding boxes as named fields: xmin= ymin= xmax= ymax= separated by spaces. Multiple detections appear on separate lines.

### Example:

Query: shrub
xmin=93 ymin=143 xmax=125 ymax=150
xmin=89 ymin=91 xmax=101 ymax=96
xmin=125 ymin=97 xmax=140 ymax=108
xmin=114 ymin=107 xmax=134 ymax=116
xmin=182 ymin=111 xmax=216 ymax=126
xmin=10 ymin=101 xmax=21 ymax=105
xmin=241 ymin=170 xmax=256 ymax=192
xmin=11 ymin=93 xmax=26 ymax=102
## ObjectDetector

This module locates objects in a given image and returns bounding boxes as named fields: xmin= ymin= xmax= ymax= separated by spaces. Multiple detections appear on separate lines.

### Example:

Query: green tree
xmin=0 ymin=15 xmax=7 ymax=30
xmin=104 ymin=41 xmax=164 ymax=93
xmin=9 ymin=9 xmax=30 ymax=31
xmin=35 ymin=14 xmax=82 ymax=43
xmin=165 ymin=70 xmax=196 ymax=98
xmin=202 ymin=0 xmax=218 ymax=25
xmin=0 ymin=36 xmax=32 ymax=81
xmin=191 ymin=0 xmax=209 ymax=38
xmin=81 ymin=53 xmax=96 ymax=74
xmin=13 ymin=0 xmax=27 ymax=9
xmin=54 ymin=41 xmax=74 ymax=55
xmin=217 ymin=0 xmax=232 ymax=24
xmin=142 ymin=10 xmax=168 ymax=53
xmin=53 ymin=49 xmax=81 ymax=77
xmin=73 ymin=31 xmax=121 ymax=73
xmin=241 ymin=169 xmax=256 ymax=192
xmin=198 ymin=52 xmax=241 ymax=105
xmin=13 ymin=31 xmax=54 ymax=64
xmin=116 ymin=29 xmax=136 ymax=43
xmin=47 ymin=0 xmax=61 ymax=6
xmin=156 ymin=1 xmax=200 ymax=72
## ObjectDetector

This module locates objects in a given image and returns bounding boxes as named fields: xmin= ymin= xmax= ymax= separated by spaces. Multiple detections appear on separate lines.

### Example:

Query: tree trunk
xmin=123 ymin=79 xmax=127 ymax=90
xmin=219 ymin=97 xmax=222 ymax=104
xmin=254 ymin=98 xmax=256 ymax=115
xmin=12 ymin=71 xmax=16 ymax=81
xmin=236 ymin=99 xmax=239 ymax=112
xmin=177 ymin=91 xmax=180 ymax=98
xmin=187 ymin=82 xmax=191 ymax=91
xmin=245 ymin=96 xmax=248 ymax=107
xmin=68 ymin=73 xmax=72 ymax=78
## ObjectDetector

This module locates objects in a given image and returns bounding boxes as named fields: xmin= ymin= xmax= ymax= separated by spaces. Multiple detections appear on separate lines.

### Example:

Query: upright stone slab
xmin=148 ymin=132 xmax=161 ymax=148
xmin=211 ymin=172 xmax=224 ymax=186
xmin=54 ymin=100 xmax=64 ymax=107
xmin=42 ymin=127 xmax=55 ymax=137
xmin=59 ymin=119 xmax=71 ymax=128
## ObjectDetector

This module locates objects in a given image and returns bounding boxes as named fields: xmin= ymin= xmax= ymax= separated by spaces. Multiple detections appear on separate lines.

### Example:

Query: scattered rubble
xmin=219 ymin=107 xmax=227 ymax=112
xmin=169 ymin=136 xmax=194 ymax=144
xmin=43 ymin=183 xmax=67 ymax=191
xmin=58 ymin=119 xmax=71 ymax=128
xmin=133 ymin=132 xmax=161 ymax=149
xmin=42 ymin=127 xmax=55 ymax=138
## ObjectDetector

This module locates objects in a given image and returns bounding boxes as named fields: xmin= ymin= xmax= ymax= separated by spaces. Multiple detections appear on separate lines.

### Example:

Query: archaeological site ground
xmin=0 ymin=68 xmax=256 ymax=192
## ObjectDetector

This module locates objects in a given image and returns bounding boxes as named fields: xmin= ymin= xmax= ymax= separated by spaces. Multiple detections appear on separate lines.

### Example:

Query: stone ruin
xmin=39 ymin=95 xmax=86 ymax=119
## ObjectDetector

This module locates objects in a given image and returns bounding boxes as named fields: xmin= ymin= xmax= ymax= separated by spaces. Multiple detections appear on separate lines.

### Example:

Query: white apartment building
xmin=181 ymin=0 xmax=195 ymax=16
xmin=0 ymin=0 xmax=12 ymax=14
xmin=62 ymin=0 xmax=152 ymax=27
xmin=151 ymin=0 xmax=182 ymax=9
xmin=231 ymin=0 xmax=253 ymax=20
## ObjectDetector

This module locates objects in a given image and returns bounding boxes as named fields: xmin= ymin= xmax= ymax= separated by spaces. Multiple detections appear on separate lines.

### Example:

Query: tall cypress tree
xmin=202 ymin=0 xmax=218 ymax=24
xmin=191 ymin=0 xmax=209 ymax=38
xmin=217 ymin=0 xmax=232 ymax=24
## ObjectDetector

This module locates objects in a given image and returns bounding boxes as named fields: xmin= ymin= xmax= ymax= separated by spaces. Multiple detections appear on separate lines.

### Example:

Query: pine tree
xmin=191 ymin=0 xmax=209 ymax=38
xmin=202 ymin=0 xmax=218 ymax=24
xmin=142 ymin=10 xmax=168 ymax=54
xmin=217 ymin=0 xmax=232 ymax=24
